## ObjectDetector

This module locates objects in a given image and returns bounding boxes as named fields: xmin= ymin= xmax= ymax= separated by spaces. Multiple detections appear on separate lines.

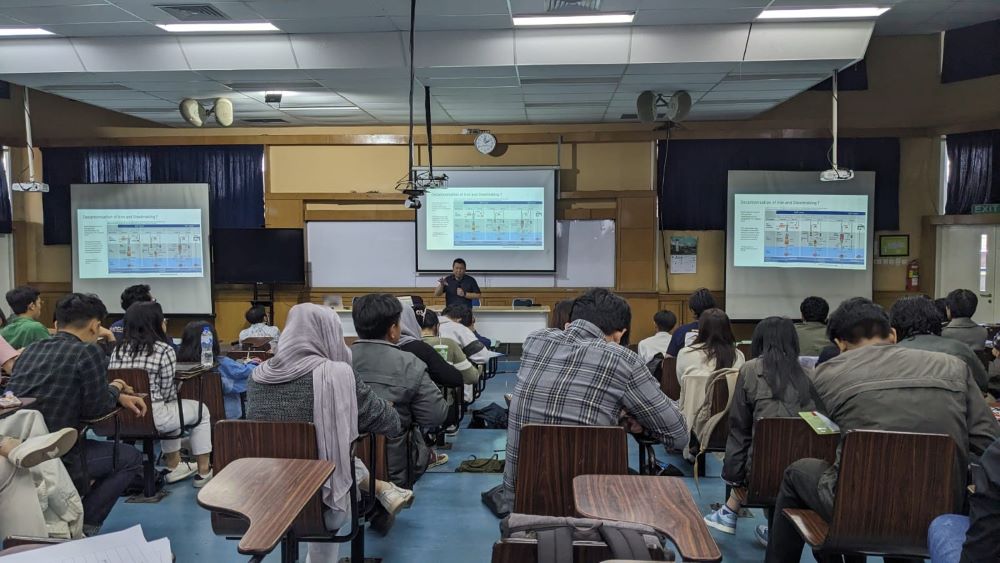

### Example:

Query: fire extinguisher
xmin=906 ymin=259 xmax=920 ymax=292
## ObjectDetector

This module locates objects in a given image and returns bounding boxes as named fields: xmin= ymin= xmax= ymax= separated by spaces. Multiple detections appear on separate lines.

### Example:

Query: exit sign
xmin=972 ymin=203 xmax=1000 ymax=214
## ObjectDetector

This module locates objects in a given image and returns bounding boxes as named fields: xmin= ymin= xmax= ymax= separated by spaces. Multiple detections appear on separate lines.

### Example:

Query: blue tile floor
xmin=100 ymin=362 xmax=841 ymax=562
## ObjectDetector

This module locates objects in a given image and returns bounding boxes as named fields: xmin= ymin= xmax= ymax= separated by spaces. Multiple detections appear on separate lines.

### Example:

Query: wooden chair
xmin=783 ymin=430 xmax=958 ymax=559
xmin=178 ymin=369 xmax=226 ymax=424
xmin=210 ymin=420 xmax=374 ymax=563
xmin=241 ymin=337 xmax=272 ymax=351
xmin=514 ymin=424 xmax=628 ymax=517
xmin=659 ymin=357 xmax=679 ymax=401
xmin=744 ymin=418 xmax=839 ymax=508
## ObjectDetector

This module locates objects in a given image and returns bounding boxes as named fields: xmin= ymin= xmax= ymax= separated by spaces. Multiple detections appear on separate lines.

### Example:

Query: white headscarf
xmin=397 ymin=300 xmax=422 ymax=347
xmin=252 ymin=303 xmax=358 ymax=512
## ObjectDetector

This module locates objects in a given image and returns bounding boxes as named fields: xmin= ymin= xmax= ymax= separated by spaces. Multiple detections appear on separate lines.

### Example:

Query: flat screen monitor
xmin=213 ymin=228 xmax=305 ymax=284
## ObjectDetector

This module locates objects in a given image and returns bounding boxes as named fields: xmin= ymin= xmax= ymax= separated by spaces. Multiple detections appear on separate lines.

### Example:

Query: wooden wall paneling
xmin=265 ymin=199 xmax=304 ymax=228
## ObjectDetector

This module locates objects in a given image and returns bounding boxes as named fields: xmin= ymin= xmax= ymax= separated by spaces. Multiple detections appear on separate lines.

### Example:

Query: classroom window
xmin=980 ymin=233 xmax=989 ymax=293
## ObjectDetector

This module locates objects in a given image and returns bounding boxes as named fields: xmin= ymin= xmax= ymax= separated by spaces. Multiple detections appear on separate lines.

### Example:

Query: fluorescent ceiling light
xmin=156 ymin=22 xmax=279 ymax=32
xmin=281 ymin=106 xmax=361 ymax=111
xmin=513 ymin=13 xmax=634 ymax=26
xmin=0 ymin=28 xmax=54 ymax=37
xmin=757 ymin=7 xmax=890 ymax=19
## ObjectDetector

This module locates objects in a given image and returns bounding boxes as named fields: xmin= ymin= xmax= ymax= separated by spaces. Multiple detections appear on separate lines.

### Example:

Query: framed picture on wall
xmin=879 ymin=234 xmax=910 ymax=257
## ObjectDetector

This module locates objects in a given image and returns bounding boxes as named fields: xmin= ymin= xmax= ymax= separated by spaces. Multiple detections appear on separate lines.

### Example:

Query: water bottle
xmin=200 ymin=326 xmax=214 ymax=367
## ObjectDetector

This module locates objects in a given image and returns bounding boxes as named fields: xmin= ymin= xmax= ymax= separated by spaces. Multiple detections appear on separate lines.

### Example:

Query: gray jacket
xmin=352 ymin=339 xmax=448 ymax=486
xmin=721 ymin=358 xmax=819 ymax=485
xmin=942 ymin=318 xmax=988 ymax=351
xmin=795 ymin=322 xmax=830 ymax=357
xmin=813 ymin=344 xmax=1000 ymax=513
xmin=896 ymin=334 xmax=990 ymax=393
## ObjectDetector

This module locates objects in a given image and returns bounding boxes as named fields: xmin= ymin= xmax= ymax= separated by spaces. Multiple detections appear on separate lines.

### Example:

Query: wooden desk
xmin=573 ymin=475 xmax=722 ymax=563
xmin=0 ymin=397 xmax=35 ymax=419
xmin=197 ymin=457 xmax=335 ymax=560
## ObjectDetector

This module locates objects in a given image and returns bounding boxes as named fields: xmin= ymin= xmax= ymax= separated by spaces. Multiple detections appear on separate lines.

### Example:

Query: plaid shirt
xmin=109 ymin=341 xmax=177 ymax=403
xmin=503 ymin=320 xmax=688 ymax=503
xmin=6 ymin=331 xmax=121 ymax=491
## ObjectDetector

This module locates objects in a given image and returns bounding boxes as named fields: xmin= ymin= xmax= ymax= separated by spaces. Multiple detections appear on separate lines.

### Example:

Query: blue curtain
xmin=41 ymin=145 xmax=264 ymax=244
xmin=942 ymin=19 xmax=1000 ymax=84
xmin=657 ymin=138 xmax=900 ymax=231
xmin=0 ymin=154 xmax=11 ymax=234
xmin=945 ymin=130 xmax=1000 ymax=214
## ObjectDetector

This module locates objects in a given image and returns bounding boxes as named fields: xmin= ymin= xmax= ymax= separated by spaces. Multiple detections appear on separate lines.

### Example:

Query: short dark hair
xmin=653 ymin=310 xmax=677 ymax=332
xmin=453 ymin=258 xmax=467 ymax=267
xmin=946 ymin=289 xmax=978 ymax=319
xmin=826 ymin=297 xmax=891 ymax=344
xmin=120 ymin=284 xmax=152 ymax=311
xmin=890 ymin=295 xmax=943 ymax=340
xmin=551 ymin=299 xmax=575 ymax=329
xmin=442 ymin=303 xmax=473 ymax=326
xmin=569 ymin=287 xmax=631 ymax=336
xmin=417 ymin=308 xmax=439 ymax=330
xmin=933 ymin=298 xmax=950 ymax=323
xmin=688 ymin=288 xmax=716 ymax=317
xmin=245 ymin=305 xmax=267 ymax=325
xmin=177 ymin=321 xmax=220 ymax=362
xmin=117 ymin=302 xmax=169 ymax=358
xmin=6 ymin=286 xmax=40 ymax=315
xmin=800 ymin=296 xmax=830 ymax=323
xmin=352 ymin=293 xmax=402 ymax=340
xmin=55 ymin=293 xmax=107 ymax=329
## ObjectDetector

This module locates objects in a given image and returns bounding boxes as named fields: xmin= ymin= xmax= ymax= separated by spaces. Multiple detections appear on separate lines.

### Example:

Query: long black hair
xmin=692 ymin=308 xmax=737 ymax=369
xmin=751 ymin=316 xmax=813 ymax=407
xmin=551 ymin=299 xmax=574 ymax=330
xmin=177 ymin=321 xmax=220 ymax=363
xmin=117 ymin=302 xmax=170 ymax=358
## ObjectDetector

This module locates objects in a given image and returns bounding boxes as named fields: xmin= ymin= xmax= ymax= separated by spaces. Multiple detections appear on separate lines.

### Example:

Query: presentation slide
xmin=732 ymin=194 xmax=868 ymax=270
xmin=78 ymin=209 xmax=204 ymax=279
xmin=425 ymin=187 xmax=545 ymax=251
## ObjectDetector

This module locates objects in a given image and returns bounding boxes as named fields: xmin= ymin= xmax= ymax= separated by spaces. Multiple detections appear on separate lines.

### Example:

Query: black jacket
xmin=962 ymin=437 xmax=1000 ymax=563
xmin=399 ymin=339 xmax=464 ymax=388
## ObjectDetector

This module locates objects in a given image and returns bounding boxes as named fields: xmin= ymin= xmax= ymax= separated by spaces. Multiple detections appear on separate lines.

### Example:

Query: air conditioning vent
xmin=547 ymin=0 xmax=600 ymax=12
xmin=241 ymin=118 xmax=288 ymax=124
xmin=157 ymin=4 xmax=230 ymax=21
xmin=520 ymin=77 xmax=619 ymax=85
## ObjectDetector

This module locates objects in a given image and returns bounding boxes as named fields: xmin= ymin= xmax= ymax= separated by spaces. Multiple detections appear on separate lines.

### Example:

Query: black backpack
xmin=469 ymin=403 xmax=508 ymax=429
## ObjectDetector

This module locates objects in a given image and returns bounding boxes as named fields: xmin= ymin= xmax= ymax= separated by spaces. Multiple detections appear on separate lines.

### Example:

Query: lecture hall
xmin=0 ymin=1 xmax=998 ymax=562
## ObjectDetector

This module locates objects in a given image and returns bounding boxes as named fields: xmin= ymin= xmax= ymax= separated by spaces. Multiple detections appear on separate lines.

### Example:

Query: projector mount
xmin=821 ymin=70 xmax=854 ymax=182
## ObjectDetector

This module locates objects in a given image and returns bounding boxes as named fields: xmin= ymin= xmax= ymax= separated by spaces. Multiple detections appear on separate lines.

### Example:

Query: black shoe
xmin=370 ymin=505 xmax=396 ymax=535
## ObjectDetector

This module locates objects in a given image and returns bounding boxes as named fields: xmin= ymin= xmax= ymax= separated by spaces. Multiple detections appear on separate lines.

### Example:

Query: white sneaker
xmin=8 ymin=427 xmax=78 ymax=469
xmin=193 ymin=470 xmax=213 ymax=488
xmin=165 ymin=461 xmax=197 ymax=483
xmin=376 ymin=482 xmax=414 ymax=515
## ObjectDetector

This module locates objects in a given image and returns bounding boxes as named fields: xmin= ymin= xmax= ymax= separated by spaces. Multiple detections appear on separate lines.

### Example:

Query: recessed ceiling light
xmin=0 ymin=28 xmax=54 ymax=37
xmin=281 ymin=106 xmax=361 ymax=111
xmin=513 ymin=13 xmax=634 ymax=26
xmin=757 ymin=7 xmax=890 ymax=20
xmin=156 ymin=22 xmax=279 ymax=32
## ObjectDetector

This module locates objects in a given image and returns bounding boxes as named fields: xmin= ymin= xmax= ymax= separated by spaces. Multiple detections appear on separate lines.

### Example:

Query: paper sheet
xmin=0 ymin=525 xmax=172 ymax=563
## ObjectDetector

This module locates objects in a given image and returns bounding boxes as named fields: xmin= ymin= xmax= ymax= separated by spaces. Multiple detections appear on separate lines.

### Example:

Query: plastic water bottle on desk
xmin=200 ymin=326 xmax=214 ymax=367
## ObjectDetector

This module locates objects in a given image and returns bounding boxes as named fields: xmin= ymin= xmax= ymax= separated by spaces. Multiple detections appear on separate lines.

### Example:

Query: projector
xmin=820 ymin=168 xmax=855 ymax=182
xmin=404 ymin=195 xmax=422 ymax=210
xmin=11 ymin=181 xmax=49 ymax=192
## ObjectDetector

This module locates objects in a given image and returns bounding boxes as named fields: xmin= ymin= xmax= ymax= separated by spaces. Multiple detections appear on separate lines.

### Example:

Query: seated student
xmin=109 ymin=284 xmax=153 ymax=339
xmin=704 ymin=317 xmax=821 ymax=545
xmin=666 ymin=288 xmax=716 ymax=358
xmin=1 ymin=286 xmax=51 ymax=349
xmin=6 ymin=293 xmax=145 ymax=536
xmin=351 ymin=294 xmax=448 ymax=487
xmin=550 ymin=299 xmax=574 ymax=330
xmin=504 ymin=288 xmax=688 ymax=508
xmin=439 ymin=304 xmax=496 ymax=365
xmin=794 ymin=296 xmax=830 ymax=356
xmin=395 ymin=300 xmax=464 ymax=389
xmin=247 ymin=303 xmax=411 ymax=561
xmin=891 ymin=295 xmax=990 ymax=393
xmin=766 ymin=297 xmax=1000 ymax=563
xmin=928 ymin=437 xmax=1000 ymax=563
xmin=638 ymin=310 xmax=677 ymax=364
xmin=986 ymin=334 xmax=1000 ymax=399
xmin=417 ymin=309 xmax=479 ymax=386
xmin=177 ymin=321 xmax=254 ymax=419
xmin=942 ymin=288 xmax=989 ymax=351
xmin=676 ymin=308 xmax=745 ymax=381
xmin=0 ymin=410 xmax=80 ymax=540
xmin=108 ymin=303 xmax=213 ymax=487
xmin=0 ymin=335 xmax=19 ymax=375
xmin=935 ymin=297 xmax=952 ymax=327
xmin=239 ymin=304 xmax=280 ymax=350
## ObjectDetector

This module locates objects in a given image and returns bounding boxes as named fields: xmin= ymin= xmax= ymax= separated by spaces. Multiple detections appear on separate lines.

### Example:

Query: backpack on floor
xmin=500 ymin=513 xmax=673 ymax=562
xmin=469 ymin=403 xmax=508 ymax=429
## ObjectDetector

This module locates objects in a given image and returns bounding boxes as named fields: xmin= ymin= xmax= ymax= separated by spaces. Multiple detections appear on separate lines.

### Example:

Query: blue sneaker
xmin=755 ymin=524 xmax=769 ymax=547
xmin=704 ymin=506 xmax=737 ymax=534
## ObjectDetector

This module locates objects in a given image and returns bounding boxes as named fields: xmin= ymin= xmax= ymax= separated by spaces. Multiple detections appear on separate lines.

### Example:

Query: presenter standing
xmin=435 ymin=258 xmax=481 ymax=307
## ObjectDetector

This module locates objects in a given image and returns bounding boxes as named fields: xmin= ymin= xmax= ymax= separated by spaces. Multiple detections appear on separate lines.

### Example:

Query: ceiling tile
xmin=390 ymin=14 xmax=512 ymax=30
xmin=39 ymin=22 xmax=160 ymax=36
xmin=0 ymin=4 xmax=141 ymax=25
xmin=109 ymin=1 xmax=265 ymax=22
xmin=179 ymin=35 xmax=298 ymax=71
xmin=0 ymin=39 xmax=86 ymax=73
xmin=244 ymin=0 xmax=388 ymax=19
xmin=635 ymin=8 xmax=763 ymax=26
xmin=630 ymin=25 xmax=750 ymax=64
xmin=72 ymin=37 xmax=189 ymax=72
xmin=271 ymin=17 xmax=398 ymax=34
xmin=383 ymin=0 xmax=510 ymax=17
xmin=291 ymin=33 xmax=406 ymax=70
xmin=515 ymin=27 xmax=631 ymax=66
xmin=414 ymin=30 xmax=514 ymax=68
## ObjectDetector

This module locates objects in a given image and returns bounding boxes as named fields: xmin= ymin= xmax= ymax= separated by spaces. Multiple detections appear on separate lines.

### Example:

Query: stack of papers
xmin=1 ymin=525 xmax=171 ymax=562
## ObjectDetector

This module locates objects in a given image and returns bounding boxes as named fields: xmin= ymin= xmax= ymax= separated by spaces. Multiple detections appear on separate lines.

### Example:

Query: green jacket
xmin=795 ymin=322 xmax=830 ymax=356
xmin=942 ymin=317 xmax=988 ymax=351
xmin=0 ymin=315 xmax=51 ymax=349
xmin=896 ymin=334 xmax=990 ymax=393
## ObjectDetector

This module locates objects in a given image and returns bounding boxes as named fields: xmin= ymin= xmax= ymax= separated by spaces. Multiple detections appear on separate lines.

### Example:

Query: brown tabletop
xmin=573 ymin=474 xmax=722 ymax=563
xmin=0 ymin=397 xmax=36 ymax=419
xmin=197 ymin=457 xmax=335 ymax=558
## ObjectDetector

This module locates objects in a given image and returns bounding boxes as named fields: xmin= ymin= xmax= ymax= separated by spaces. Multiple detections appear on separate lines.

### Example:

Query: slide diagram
xmin=107 ymin=224 xmax=203 ymax=274
xmin=763 ymin=210 xmax=866 ymax=266
xmin=452 ymin=201 xmax=544 ymax=248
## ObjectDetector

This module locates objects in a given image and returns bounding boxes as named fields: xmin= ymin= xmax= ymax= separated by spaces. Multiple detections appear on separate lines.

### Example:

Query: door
xmin=936 ymin=225 xmax=998 ymax=323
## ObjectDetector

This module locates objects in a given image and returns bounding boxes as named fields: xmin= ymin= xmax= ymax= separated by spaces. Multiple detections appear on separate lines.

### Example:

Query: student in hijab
xmin=246 ymin=303 xmax=412 ymax=561
xmin=395 ymin=300 xmax=464 ymax=389
xmin=0 ymin=335 xmax=20 ymax=375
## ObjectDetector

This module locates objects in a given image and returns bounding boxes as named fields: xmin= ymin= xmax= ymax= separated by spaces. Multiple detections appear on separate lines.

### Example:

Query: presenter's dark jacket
xmin=442 ymin=274 xmax=481 ymax=307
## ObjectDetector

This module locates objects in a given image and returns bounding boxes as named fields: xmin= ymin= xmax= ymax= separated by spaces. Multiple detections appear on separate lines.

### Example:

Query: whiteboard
xmin=307 ymin=220 xmax=615 ymax=288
